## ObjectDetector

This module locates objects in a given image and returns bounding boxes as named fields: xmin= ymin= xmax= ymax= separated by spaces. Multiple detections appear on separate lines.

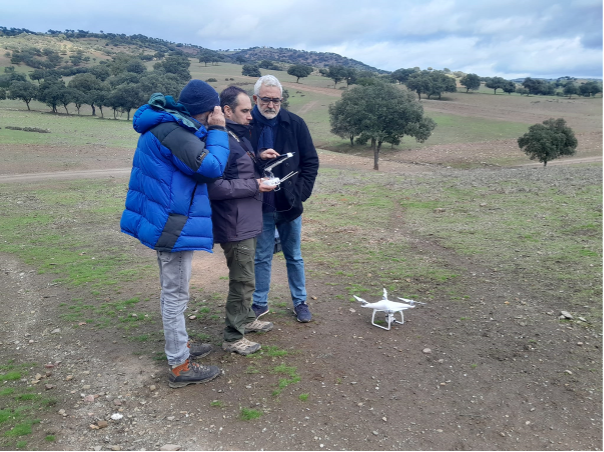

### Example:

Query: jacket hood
xmin=133 ymin=104 xmax=201 ymax=135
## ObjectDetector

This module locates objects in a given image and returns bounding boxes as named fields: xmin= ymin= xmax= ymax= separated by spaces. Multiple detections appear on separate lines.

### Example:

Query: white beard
xmin=261 ymin=108 xmax=278 ymax=119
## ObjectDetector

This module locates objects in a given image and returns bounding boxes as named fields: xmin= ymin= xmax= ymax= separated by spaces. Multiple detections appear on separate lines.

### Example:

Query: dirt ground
xmin=0 ymin=143 xmax=602 ymax=451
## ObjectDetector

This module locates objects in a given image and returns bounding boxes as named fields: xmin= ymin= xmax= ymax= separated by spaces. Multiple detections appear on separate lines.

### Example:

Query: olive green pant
xmin=220 ymin=238 xmax=257 ymax=342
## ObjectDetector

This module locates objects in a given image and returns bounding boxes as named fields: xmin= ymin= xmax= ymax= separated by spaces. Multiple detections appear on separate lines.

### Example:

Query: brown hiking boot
xmin=243 ymin=319 xmax=274 ymax=333
xmin=168 ymin=359 xmax=221 ymax=389
xmin=222 ymin=337 xmax=261 ymax=356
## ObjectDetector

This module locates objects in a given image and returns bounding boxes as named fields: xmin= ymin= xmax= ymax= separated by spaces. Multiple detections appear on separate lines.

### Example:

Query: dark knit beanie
xmin=178 ymin=80 xmax=220 ymax=116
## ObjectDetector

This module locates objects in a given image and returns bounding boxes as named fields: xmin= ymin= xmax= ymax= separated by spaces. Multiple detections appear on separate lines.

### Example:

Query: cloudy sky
xmin=3 ymin=0 xmax=602 ymax=78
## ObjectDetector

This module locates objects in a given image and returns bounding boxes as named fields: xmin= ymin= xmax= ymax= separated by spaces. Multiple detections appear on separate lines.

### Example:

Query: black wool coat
xmin=250 ymin=109 xmax=319 ymax=223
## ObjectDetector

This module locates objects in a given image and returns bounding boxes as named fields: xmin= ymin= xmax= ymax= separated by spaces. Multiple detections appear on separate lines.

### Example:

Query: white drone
xmin=353 ymin=288 xmax=425 ymax=330
xmin=262 ymin=152 xmax=298 ymax=189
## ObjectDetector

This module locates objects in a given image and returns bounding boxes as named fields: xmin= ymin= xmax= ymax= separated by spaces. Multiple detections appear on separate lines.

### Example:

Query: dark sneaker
xmin=243 ymin=319 xmax=274 ymax=333
xmin=168 ymin=359 xmax=221 ymax=389
xmin=222 ymin=338 xmax=261 ymax=356
xmin=294 ymin=303 xmax=312 ymax=323
xmin=188 ymin=342 xmax=213 ymax=359
xmin=252 ymin=304 xmax=269 ymax=318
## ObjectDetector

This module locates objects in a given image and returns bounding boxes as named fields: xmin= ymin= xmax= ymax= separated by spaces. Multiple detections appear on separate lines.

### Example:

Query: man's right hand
xmin=207 ymin=106 xmax=226 ymax=128
xmin=259 ymin=149 xmax=280 ymax=160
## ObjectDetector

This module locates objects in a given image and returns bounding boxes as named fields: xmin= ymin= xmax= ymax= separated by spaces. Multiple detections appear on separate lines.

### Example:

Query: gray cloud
xmin=2 ymin=0 xmax=601 ymax=78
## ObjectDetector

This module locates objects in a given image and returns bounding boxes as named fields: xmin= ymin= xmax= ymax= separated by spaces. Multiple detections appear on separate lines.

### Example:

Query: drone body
xmin=353 ymin=288 xmax=425 ymax=330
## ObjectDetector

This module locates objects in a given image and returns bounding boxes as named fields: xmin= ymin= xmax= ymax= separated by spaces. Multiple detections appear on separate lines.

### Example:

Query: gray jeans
xmin=157 ymin=250 xmax=193 ymax=366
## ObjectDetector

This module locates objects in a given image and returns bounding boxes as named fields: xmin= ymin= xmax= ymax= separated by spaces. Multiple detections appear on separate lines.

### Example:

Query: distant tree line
xmin=0 ymin=51 xmax=192 ymax=119
xmin=390 ymin=66 xmax=602 ymax=99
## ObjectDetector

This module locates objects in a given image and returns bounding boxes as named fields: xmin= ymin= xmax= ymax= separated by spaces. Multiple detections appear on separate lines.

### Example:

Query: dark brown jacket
xmin=208 ymin=120 xmax=263 ymax=243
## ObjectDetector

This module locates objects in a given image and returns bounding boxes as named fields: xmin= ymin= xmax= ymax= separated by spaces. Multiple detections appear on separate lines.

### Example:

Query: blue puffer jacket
xmin=120 ymin=103 xmax=230 ymax=252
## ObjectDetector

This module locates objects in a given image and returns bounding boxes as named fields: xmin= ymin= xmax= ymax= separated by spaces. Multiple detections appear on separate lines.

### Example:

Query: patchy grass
xmin=271 ymin=364 xmax=301 ymax=396
xmin=239 ymin=407 xmax=262 ymax=421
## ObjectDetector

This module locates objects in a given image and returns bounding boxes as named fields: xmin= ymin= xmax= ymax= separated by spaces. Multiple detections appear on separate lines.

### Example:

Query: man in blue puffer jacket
xmin=120 ymin=80 xmax=230 ymax=388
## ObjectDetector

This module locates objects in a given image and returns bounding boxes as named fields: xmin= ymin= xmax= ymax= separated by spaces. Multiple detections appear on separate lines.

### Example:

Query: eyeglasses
xmin=259 ymin=97 xmax=282 ymax=105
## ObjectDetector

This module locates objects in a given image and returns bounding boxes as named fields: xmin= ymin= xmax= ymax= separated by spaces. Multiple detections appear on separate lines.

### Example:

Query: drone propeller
xmin=382 ymin=288 xmax=388 ymax=300
xmin=353 ymin=295 xmax=368 ymax=305
xmin=397 ymin=297 xmax=426 ymax=306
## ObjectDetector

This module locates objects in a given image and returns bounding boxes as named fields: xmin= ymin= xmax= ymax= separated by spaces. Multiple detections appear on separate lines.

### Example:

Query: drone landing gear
xmin=371 ymin=310 xmax=405 ymax=330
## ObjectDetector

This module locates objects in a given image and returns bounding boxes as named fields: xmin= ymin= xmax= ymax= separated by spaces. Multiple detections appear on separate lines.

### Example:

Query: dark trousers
xmin=220 ymin=238 xmax=257 ymax=342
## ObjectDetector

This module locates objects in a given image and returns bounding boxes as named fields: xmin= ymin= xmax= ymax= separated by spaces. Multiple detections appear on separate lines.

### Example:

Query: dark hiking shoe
xmin=252 ymin=304 xmax=269 ymax=318
xmin=222 ymin=338 xmax=261 ymax=356
xmin=168 ymin=359 xmax=221 ymax=389
xmin=294 ymin=303 xmax=312 ymax=323
xmin=188 ymin=342 xmax=213 ymax=359
xmin=243 ymin=319 xmax=274 ymax=333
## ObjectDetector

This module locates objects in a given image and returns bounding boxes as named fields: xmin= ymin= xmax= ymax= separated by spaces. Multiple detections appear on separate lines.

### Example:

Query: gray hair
xmin=254 ymin=75 xmax=282 ymax=95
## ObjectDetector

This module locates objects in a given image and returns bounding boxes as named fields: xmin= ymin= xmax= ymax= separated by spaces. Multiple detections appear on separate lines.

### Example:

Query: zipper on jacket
xmin=189 ymin=184 xmax=198 ymax=208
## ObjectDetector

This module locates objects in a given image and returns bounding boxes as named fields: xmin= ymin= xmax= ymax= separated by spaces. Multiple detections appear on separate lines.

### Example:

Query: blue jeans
xmin=157 ymin=250 xmax=193 ymax=366
xmin=254 ymin=213 xmax=307 ymax=308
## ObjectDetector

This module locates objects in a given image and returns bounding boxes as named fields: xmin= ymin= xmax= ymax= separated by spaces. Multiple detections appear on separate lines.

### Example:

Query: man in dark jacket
xmin=250 ymin=75 xmax=320 ymax=323
xmin=121 ymin=80 xmax=229 ymax=388
xmin=209 ymin=86 xmax=277 ymax=355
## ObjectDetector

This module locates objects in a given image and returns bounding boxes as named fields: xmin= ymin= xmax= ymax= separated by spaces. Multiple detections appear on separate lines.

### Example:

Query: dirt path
xmin=518 ymin=155 xmax=603 ymax=167
xmin=0 ymin=168 xmax=132 ymax=183
xmin=281 ymin=82 xmax=343 ymax=98
xmin=0 ymin=151 xmax=599 ymax=184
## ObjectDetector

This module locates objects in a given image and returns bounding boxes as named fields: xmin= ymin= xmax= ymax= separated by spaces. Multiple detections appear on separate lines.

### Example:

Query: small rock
xmin=434 ymin=208 xmax=446 ymax=213
xmin=98 ymin=420 xmax=108 ymax=429
xmin=110 ymin=413 xmax=123 ymax=420
xmin=94 ymin=447 xmax=102 ymax=451
xmin=577 ymin=342 xmax=584 ymax=346
xmin=382 ymin=417 xmax=387 ymax=422
xmin=578 ymin=317 xmax=587 ymax=322
xmin=65 ymin=375 xmax=73 ymax=381
xmin=83 ymin=385 xmax=91 ymax=390
xmin=83 ymin=395 xmax=95 ymax=403
xmin=44 ymin=364 xmax=55 ymax=369
xmin=349 ymin=308 xmax=356 ymax=313
xmin=167 ymin=416 xmax=175 ymax=421
xmin=560 ymin=311 xmax=573 ymax=319
xmin=422 ymin=348 xmax=432 ymax=354
xmin=45 ymin=384 xmax=54 ymax=390
xmin=89 ymin=424 xmax=99 ymax=430
xmin=188 ymin=315 xmax=196 ymax=320
xmin=111 ymin=446 xmax=121 ymax=451
xmin=51 ymin=328 xmax=61 ymax=334
xmin=372 ymin=431 xmax=379 ymax=436
xmin=149 ymin=385 xmax=156 ymax=391
xmin=500 ymin=432 xmax=506 ymax=437
xmin=564 ymin=370 xmax=572 ymax=375
xmin=311 ymin=296 xmax=317 ymax=300
xmin=160 ymin=445 xmax=182 ymax=451
xmin=113 ymin=400 xmax=122 ymax=406
xmin=58 ymin=409 xmax=65 ymax=415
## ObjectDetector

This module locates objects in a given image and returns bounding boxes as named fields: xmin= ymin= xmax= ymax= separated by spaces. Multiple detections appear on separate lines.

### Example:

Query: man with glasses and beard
xmin=250 ymin=75 xmax=319 ymax=323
